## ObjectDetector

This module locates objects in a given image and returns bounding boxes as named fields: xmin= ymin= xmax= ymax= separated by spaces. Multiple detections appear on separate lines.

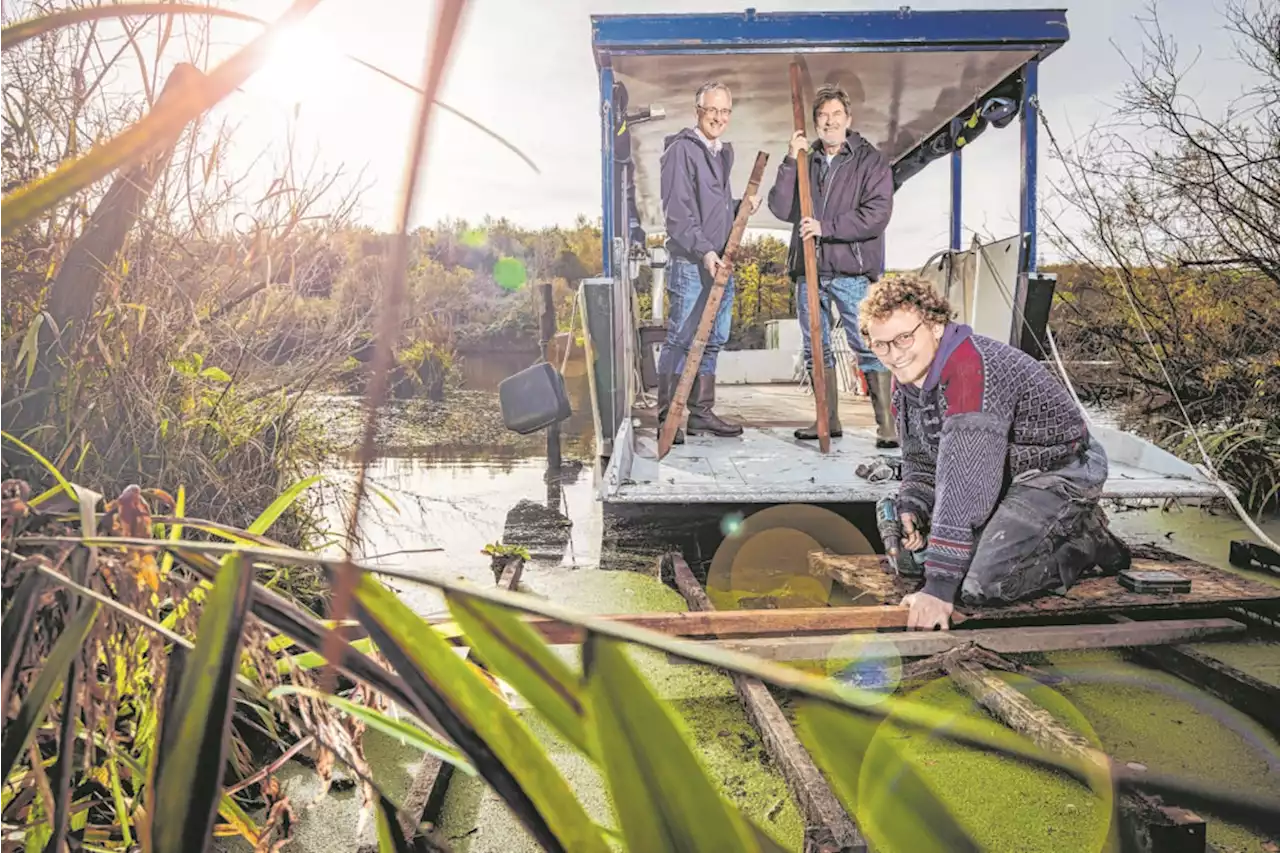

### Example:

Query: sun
xmin=247 ymin=21 xmax=347 ymax=108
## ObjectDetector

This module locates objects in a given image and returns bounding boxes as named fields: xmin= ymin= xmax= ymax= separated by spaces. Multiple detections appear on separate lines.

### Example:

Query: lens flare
xmin=460 ymin=227 xmax=487 ymax=248
xmin=825 ymin=633 xmax=903 ymax=704
xmin=720 ymin=511 xmax=745 ymax=537
xmin=494 ymin=257 xmax=527 ymax=291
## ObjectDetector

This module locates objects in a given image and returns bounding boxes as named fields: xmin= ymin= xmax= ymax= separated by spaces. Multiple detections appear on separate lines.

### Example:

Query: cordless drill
xmin=875 ymin=497 xmax=925 ymax=577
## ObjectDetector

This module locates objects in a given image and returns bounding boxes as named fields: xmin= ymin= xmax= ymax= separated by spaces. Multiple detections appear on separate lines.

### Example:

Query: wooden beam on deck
xmin=1112 ymin=614 xmax=1280 ymax=736
xmin=672 ymin=618 xmax=1247 ymax=663
xmin=939 ymin=648 xmax=1207 ymax=853
xmin=667 ymin=554 xmax=865 ymax=853
xmin=511 ymin=604 xmax=916 ymax=644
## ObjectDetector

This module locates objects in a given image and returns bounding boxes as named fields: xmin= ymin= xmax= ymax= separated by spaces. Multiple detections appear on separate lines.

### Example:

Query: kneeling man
xmin=859 ymin=276 xmax=1130 ymax=631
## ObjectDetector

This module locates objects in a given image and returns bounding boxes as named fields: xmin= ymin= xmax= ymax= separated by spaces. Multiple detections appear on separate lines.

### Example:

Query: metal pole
xmin=1019 ymin=60 xmax=1040 ymax=272
xmin=950 ymin=148 xmax=963 ymax=252
xmin=539 ymin=281 xmax=562 ymax=475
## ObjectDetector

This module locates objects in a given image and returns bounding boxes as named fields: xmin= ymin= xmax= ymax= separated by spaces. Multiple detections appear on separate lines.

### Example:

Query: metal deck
xmin=601 ymin=387 xmax=1223 ymax=505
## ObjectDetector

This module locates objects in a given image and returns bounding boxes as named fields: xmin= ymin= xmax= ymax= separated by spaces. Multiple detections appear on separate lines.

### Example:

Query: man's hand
xmin=702 ymin=251 xmax=726 ymax=278
xmin=902 ymin=591 xmax=954 ymax=631
xmin=800 ymin=217 xmax=822 ymax=241
xmin=788 ymin=130 xmax=808 ymax=160
xmin=900 ymin=512 xmax=925 ymax=552
xmin=745 ymin=193 xmax=762 ymax=215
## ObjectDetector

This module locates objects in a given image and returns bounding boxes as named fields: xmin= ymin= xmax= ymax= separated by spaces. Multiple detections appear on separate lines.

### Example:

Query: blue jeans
xmin=795 ymin=275 xmax=886 ymax=374
xmin=657 ymin=255 xmax=735 ymax=377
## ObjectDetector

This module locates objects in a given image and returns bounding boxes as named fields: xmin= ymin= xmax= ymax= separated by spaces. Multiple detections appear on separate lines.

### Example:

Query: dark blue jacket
xmin=767 ymin=130 xmax=893 ymax=281
xmin=659 ymin=128 xmax=738 ymax=263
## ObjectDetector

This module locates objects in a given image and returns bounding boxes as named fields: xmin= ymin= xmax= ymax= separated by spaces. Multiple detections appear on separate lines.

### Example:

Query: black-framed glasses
xmin=868 ymin=321 xmax=924 ymax=356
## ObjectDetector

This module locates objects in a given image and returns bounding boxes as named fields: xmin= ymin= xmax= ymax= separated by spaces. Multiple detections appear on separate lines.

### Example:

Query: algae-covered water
xmin=293 ymin=357 xmax=1279 ymax=853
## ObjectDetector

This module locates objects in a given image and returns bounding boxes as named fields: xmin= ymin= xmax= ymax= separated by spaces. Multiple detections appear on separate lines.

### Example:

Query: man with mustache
xmin=859 ymin=275 xmax=1132 ymax=631
xmin=767 ymin=84 xmax=898 ymax=447
xmin=656 ymin=81 xmax=761 ymax=443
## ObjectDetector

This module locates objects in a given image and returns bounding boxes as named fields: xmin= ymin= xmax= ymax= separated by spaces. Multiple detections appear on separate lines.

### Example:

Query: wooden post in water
xmin=538 ymin=281 xmax=562 ymax=475
xmin=657 ymin=150 xmax=769 ymax=459
xmin=790 ymin=62 xmax=831 ymax=453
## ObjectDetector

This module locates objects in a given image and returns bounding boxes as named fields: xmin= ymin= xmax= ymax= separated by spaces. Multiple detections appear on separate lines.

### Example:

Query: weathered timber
xmin=513 ymin=604 xmax=917 ymax=644
xmin=940 ymin=650 xmax=1207 ymax=853
xmin=668 ymin=554 xmax=865 ymax=853
xmin=1113 ymin=615 xmax=1280 ymax=736
xmin=497 ymin=556 xmax=525 ymax=590
xmin=677 ymin=618 xmax=1247 ymax=663
xmin=658 ymin=151 xmax=769 ymax=458
xmin=789 ymin=61 xmax=830 ymax=452
xmin=810 ymin=551 xmax=1280 ymax=621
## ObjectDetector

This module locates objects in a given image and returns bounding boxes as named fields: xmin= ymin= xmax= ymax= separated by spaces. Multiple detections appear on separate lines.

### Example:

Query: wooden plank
xmin=658 ymin=151 xmax=770 ymax=458
xmin=515 ymin=603 xmax=919 ymax=645
xmin=497 ymin=555 xmax=524 ymax=590
xmin=678 ymin=618 xmax=1247 ymax=663
xmin=940 ymin=651 xmax=1206 ymax=853
xmin=810 ymin=551 xmax=1280 ymax=621
xmin=789 ymin=60 xmax=830 ymax=453
xmin=1112 ymin=615 xmax=1280 ymax=736
xmin=669 ymin=554 xmax=865 ymax=853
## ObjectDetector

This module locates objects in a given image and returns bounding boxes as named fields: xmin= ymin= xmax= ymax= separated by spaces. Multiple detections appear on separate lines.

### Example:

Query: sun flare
xmin=248 ymin=22 xmax=347 ymax=107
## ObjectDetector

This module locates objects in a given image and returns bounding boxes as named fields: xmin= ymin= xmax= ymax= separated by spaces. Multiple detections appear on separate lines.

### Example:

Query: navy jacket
xmin=767 ymin=130 xmax=893 ymax=281
xmin=660 ymin=128 xmax=739 ymax=264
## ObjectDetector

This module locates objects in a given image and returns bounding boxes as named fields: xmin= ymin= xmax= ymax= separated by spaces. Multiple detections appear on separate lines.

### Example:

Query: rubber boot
xmin=1081 ymin=505 xmax=1131 ymax=576
xmin=656 ymin=372 xmax=684 ymax=445
xmin=686 ymin=374 xmax=743 ymax=437
xmin=794 ymin=367 xmax=843 ymax=440
xmin=866 ymin=370 xmax=900 ymax=449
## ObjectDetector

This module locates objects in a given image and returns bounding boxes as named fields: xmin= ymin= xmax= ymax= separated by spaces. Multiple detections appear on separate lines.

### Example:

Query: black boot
xmin=656 ymin=372 xmax=684 ymax=445
xmin=686 ymin=374 xmax=743 ymax=437
xmin=866 ymin=370 xmax=899 ymax=449
xmin=1082 ymin=505 xmax=1131 ymax=576
xmin=795 ymin=367 xmax=842 ymax=440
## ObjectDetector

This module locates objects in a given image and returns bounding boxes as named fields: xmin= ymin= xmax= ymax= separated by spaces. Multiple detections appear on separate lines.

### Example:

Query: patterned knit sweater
xmin=892 ymin=324 xmax=1089 ymax=602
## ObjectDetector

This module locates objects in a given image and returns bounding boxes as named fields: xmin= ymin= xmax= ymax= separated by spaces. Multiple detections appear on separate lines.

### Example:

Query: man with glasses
xmin=859 ymin=276 xmax=1131 ymax=630
xmin=767 ymin=84 xmax=897 ymax=447
xmin=656 ymin=81 xmax=761 ymax=443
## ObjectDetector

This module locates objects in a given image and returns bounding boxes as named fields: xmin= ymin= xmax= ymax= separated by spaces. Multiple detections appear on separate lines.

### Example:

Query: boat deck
xmin=604 ymin=384 xmax=1223 ymax=505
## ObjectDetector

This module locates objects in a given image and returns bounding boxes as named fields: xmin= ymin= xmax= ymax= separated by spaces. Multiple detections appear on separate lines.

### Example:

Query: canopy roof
xmin=592 ymin=8 xmax=1069 ymax=233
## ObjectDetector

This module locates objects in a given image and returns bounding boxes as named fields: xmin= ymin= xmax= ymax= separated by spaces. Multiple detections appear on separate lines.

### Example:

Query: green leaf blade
xmin=267 ymin=685 xmax=474 ymax=774
xmin=448 ymin=594 xmax=590 ymax=756
xmin=151 ymin=553 xmax=256 ymax=853
xmin=354 ymin=574 xmax=607 ymax=853
xmin=247 ymin=474 xmax=322 ymax=535
xmin=582 ymin=635 xmax=760 ymax=853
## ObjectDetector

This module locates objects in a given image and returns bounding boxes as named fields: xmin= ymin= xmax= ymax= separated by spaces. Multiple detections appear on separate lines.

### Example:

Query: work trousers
xmin=958 ymin=434 xmax=1111 ymax=605
xmin=657 ymin=255 xmax=735 ymax=377
xmin=795 ymin=275 xmax=886 ymax=374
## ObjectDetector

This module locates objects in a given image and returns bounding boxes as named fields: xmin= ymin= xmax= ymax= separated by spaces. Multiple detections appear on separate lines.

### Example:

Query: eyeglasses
xmin=698 ymin=106 xmax=732 ymax=118
xmin=868 ymin=321 xmax=924 ymax=356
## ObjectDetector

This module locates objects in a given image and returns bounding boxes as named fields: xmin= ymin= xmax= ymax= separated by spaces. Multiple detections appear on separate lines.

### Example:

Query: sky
xmin=215 ymin=0 xmax=1256 ymax=269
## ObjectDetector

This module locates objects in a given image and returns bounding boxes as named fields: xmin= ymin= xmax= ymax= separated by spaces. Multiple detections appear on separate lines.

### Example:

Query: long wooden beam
xmin=669 ymin=555 xmax=865 ymax=853
xmin=512 ymin=604 xmax=917 ymax=645
xmin=940 ymin=650 xmax=1207 ymax=853
xmin=658 ymin=151 xmax=769 ymax=458
xmin=789 ymin=60 xmax=830 ymax=452
xmin=1112 ymin=615 xmax=1280 ymax=736
xmin=671 ymin=618 xmax=1247 ymax=663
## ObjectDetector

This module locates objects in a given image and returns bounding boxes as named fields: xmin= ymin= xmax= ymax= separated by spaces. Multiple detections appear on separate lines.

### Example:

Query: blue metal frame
xmin=950 ymin=149 xmax=963 ymax=252
xmin=1019 ymin=59 xmax=1040 ymax=272
xmin=591 ymin=8 xmax=1069 ymax=63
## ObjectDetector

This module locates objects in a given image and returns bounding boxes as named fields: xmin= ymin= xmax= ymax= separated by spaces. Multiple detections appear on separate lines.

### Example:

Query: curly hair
xmin=859 ymin=275 xmax=954 ymax=336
